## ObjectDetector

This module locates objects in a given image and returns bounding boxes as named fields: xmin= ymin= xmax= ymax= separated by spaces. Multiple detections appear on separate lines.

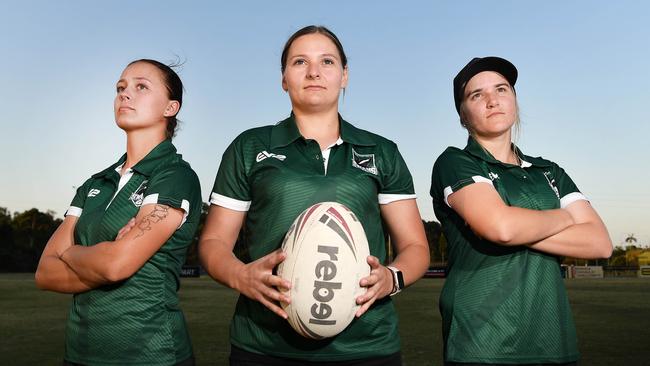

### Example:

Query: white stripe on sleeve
xmin=378 ymin=193 xmax=417 ymax=205
xmin=142 ymin=193 xmax=190 ymax=229
xmin=180 ymin=199 xmax=190 ymax=227
xmin=443 ymin=175 xmax=493 ymax=208
xmin=472 ymin=175 xmax=493 ymax=184
xmin=560 ymin=192 xmax=588 ymax=208
xmin=142 ymin=193 xmax=159 ymax=206
xmin=65 ymin=206 xmax=83 ymax=217
xmin=210 ymin=192 xmax=251 ymax=212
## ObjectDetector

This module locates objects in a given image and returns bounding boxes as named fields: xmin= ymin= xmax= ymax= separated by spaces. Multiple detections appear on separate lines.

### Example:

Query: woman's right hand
xmin=199 ymin=206 xmax=292 ymax=318
xmin=235 ymin=249 xmax=292 ymax=319
xmin=115 ymin=218 xmax=136 ymax=240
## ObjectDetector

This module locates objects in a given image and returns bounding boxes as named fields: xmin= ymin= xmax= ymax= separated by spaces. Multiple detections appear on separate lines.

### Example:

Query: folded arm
xmin=35 ymin=215 xmax=97 ymax=293
xmin=528 ymin=200 xmax=612 ymax=258
xmin=448 ymin=182 xmax=612 ymax=259
xmin=448 ymin=182 xmax=574 ymax=245
xmin=59 ymin=204 xmax=183 ymax=284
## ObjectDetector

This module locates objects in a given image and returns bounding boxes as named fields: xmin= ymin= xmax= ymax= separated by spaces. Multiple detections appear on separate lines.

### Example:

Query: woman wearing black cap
xmin=430 ymin=57 xmax=612 ymax=365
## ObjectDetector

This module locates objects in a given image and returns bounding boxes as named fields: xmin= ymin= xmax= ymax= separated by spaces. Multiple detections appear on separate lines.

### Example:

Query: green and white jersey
xmin=211 ymin=114 xmax=416 ymax=361
xmin=430 ymin=136 xmax=586 ymax=364
xmin=64 ymin=140 xmax=201 ymax=366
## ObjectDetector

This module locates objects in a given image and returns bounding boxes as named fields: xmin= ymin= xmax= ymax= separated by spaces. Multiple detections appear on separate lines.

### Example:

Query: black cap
xmin=453 ymin=56 xmax=518 ymax=114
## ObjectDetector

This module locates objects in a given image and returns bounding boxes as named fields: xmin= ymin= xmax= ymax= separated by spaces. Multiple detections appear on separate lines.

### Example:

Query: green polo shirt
xmin=211 ymin=114 xmax=415 ymax=361
xmin=430 ymin=136 xmax=586 ymax=364
xmin=63 ymin=140 xmax=201 ymax=366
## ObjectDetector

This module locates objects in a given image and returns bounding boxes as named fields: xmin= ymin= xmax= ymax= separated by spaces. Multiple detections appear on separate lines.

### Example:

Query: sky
xmin=1 ymin=0 xmax=648 ymax=247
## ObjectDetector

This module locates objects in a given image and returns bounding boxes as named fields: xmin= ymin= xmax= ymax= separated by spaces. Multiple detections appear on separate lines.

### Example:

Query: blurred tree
xmin=0 ymin=207 xmax=15 ymax=272
xmin=438 ymin=234 xmax=447 ymax=265
xmin=608 ymin=246 xmax=627 ymax=266
xmin=186 ymin=202 xmax=209 ymax=266
xmin=422 ymin=220 xmax=445 ymax=265
xmin=625 ymin=247 xmax=642 ymax=267
xmin=7 ymin=208 xmax=61 ymax=272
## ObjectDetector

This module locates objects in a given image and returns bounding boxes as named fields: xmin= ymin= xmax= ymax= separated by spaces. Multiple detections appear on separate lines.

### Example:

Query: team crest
xmin=351 ymin=148 xmax=377 ymax=175
xmin=543 ymin=171 xmax=560 ymax=199
xmin=130 ymin=180 xmax=149 ymax=207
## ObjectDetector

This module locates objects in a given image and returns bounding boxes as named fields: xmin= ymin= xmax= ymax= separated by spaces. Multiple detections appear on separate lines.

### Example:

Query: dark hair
xmin=280 ymin=25 xmax=348 ymax=73
xmin=128 ymin=59 xmax=184 ymax=139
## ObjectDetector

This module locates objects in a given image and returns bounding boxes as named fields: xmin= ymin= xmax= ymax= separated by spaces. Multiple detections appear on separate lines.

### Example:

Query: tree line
xmin=0 ymin=206 xmax=644 ymax=272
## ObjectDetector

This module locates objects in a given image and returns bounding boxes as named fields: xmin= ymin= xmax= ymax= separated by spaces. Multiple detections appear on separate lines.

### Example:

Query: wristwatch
xmin=387 ymin=266 xmax=404 ymax=296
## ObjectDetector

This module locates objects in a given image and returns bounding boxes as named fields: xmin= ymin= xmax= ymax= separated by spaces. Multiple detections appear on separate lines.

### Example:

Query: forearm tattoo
xmin=135 ymin=204 xmax=169 ymax=238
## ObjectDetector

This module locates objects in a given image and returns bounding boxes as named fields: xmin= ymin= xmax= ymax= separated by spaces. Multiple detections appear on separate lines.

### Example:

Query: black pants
xmin=445 ymin=362 xmax=578 ymax=366
xmin=64 ymin=356 xmax=195 ymax=366
xmin=230 ymin=344 xmax=402 ymax=366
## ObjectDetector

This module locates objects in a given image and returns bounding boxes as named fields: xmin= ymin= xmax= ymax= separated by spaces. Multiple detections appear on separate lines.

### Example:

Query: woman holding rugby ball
xmin=35 ymin=59 xmax=201 ymax=366
xmin=430 ymin=56 xmax=612 ymax=365
xmin=199 ymin=25 xmax=429 ymax=365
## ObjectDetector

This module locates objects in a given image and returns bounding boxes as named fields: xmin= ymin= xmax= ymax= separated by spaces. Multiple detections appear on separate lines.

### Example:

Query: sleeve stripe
xmin=560 ymin=192 xmax=588 ymax=208
xmin=378 ymin=193 xmax=417 ymax=205
xmin=443 ymin=186 xmax=454 ymax=208
xmin=65 ymin=206 xmax=82 ymax=217
xmin=472 ymin=175 xmax=493 ymax=185
xmin=142 ymin=193 xmax=159 ymax=206
xmin=443 ymin=175 xmax=493 ymax=208
xmin=142 ymin=193 xmax=190 ymax=229
xmin=180 ymin=199 xmax=190 ymax=227
xmin=210 ymin=192 xmax=251 ymax=212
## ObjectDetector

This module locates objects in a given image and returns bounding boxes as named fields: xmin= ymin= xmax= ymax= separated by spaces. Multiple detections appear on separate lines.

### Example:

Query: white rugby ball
xmin=277 ymin=202 xmax=371 ymax=339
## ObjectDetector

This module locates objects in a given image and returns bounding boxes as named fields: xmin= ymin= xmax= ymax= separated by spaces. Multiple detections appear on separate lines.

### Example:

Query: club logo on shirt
xmin=488 ymin=172 xmax=500 ymax=181
xmin=351 ymin=148 xmax=377 ymax=175
xmin=543 ymin=171 xmax=560 ymax=199
xmin=256 ymin=150 xmax=286 ymax=163
xmin=87 ymin=189 xmax=101 ymax=197
xmin=130 ymin=180 xmax=148 ymax=207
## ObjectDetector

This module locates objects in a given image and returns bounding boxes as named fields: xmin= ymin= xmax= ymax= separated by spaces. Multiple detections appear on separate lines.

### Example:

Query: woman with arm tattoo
xmin=35 ymin=59 xmax=201 ymax=366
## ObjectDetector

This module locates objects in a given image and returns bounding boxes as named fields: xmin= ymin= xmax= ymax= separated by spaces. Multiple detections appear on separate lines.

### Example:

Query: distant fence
xmin=180 ymin=265 xmax=201 ymax=278
xmin=561 ymin=265 xmax=642 ymax=278
xmin=179 ymin=265 xmax=646 ymax=280
xmin=422 ymin=266 xmax=644 ymax=279
xmin=569 ymin=266 xmax=604 ymax=278
xmin=603 ymin=266 xmax=641 ymax=278
xmin=423 ymin=266 xmax=447 ymax=278
xmin=561 ymin=266 xmax=642 ymax=278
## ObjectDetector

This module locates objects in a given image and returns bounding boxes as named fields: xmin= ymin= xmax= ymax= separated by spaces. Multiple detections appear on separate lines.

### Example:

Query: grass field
xmin=1 ymin=274 xmax=649 ymax=365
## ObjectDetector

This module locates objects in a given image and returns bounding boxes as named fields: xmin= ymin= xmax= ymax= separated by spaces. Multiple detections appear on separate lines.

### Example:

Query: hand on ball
xmin=236 ymin=249 xmax=292 ymax=319
xmin=355 ymin=255 xmax=393 ymax=317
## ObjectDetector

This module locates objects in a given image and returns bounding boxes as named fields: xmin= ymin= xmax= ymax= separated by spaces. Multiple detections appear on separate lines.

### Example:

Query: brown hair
xmin=280 ymin=25 xmax=348 ymax=73
xmin=128 ymin=59 xmax=184 ymax=139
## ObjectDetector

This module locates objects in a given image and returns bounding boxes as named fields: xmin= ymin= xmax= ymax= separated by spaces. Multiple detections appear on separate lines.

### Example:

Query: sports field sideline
xmin=1 ymin=274 xmax=649 ymax=365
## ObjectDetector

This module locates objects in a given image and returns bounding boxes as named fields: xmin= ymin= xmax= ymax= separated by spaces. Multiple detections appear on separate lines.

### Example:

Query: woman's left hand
xmin=355 ymin=255 xmax=393 ymax=317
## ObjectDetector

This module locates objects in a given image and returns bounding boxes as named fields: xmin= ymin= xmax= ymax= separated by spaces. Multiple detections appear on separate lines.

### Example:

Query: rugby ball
xmin=277 ymin=202 xmax=371 ymax=339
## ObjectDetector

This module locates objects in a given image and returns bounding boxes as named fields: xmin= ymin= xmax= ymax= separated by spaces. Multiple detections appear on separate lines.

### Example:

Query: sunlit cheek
xmin=504 ymin=101 xmax=517 ymax=120
xmin=284 ymin=75 xmax=301 ymax=93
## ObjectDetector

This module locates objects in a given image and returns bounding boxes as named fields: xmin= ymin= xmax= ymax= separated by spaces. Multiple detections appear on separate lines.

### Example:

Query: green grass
xmin=1 ymin=274 xmax=649 ymax=365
